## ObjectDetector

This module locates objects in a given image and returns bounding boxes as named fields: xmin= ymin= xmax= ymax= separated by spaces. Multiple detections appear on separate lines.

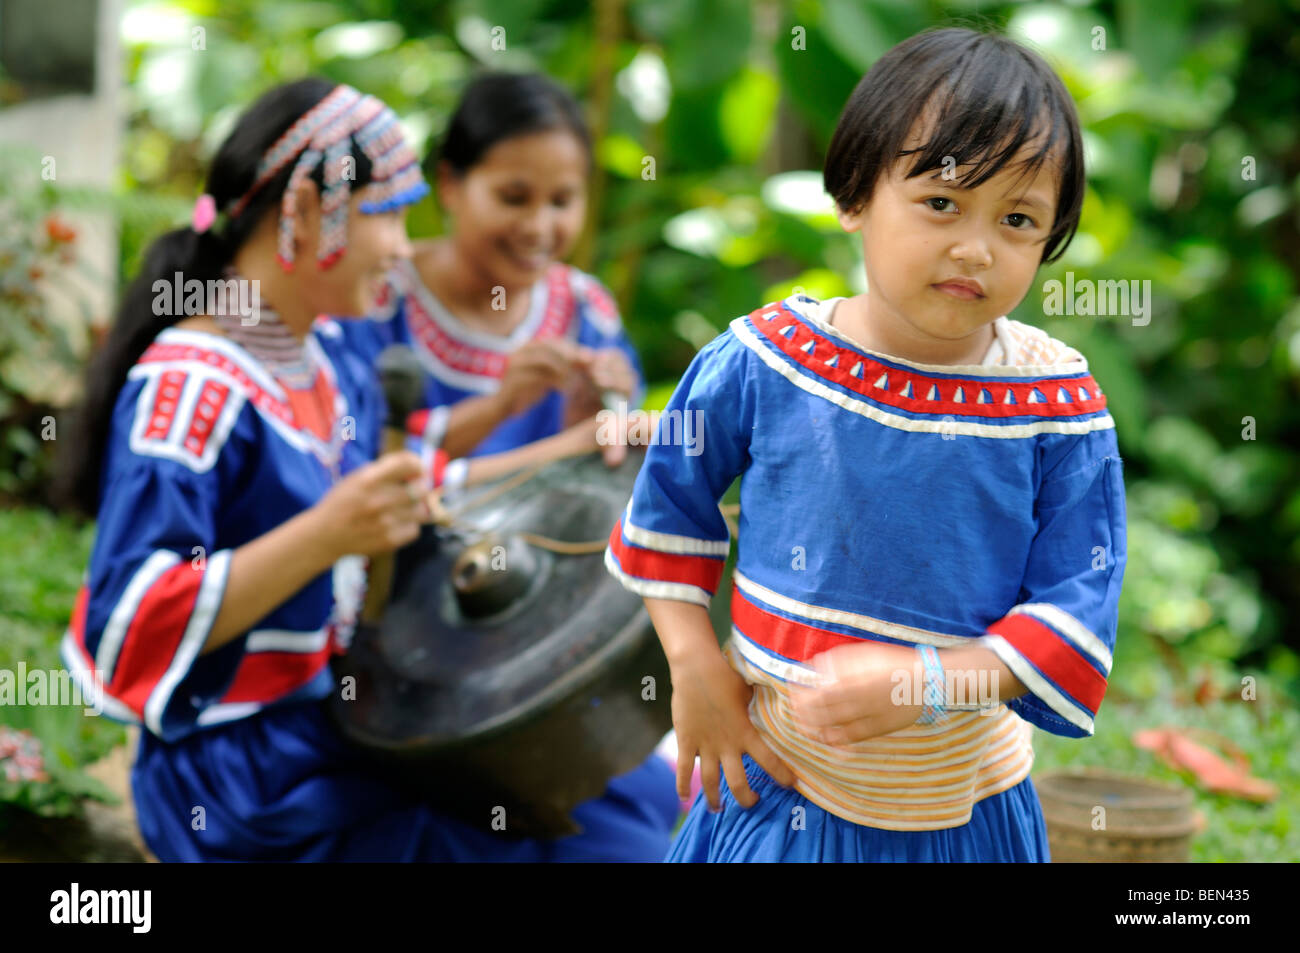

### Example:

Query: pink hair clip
xmin=192 ymin=194 xmax=217 ymax=234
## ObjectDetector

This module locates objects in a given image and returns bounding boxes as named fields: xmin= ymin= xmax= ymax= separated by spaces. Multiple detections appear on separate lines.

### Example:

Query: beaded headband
xmin=226 ymin=84 xmax=428 ymax=271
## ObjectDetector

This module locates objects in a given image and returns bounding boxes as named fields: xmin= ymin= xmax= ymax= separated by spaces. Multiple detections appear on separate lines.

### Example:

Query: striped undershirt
xmin=726 ymin=641 xmax=1036 ymax=831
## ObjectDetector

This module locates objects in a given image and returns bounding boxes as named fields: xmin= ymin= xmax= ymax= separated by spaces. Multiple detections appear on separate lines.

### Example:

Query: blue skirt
xmin=666 ymin=755 xmax=1050 ymax=862
xmin=132 ymin=700 xmax=680 ymax=862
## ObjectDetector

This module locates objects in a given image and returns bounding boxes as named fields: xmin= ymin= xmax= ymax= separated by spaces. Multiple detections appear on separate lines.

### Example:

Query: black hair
xmin=823 ymin=27 xmax=1085 ymax=265
xmin=433 ymin=71 xmax=591 ymax=176
xmin=56 ymin=77 xmax=376 ymax=517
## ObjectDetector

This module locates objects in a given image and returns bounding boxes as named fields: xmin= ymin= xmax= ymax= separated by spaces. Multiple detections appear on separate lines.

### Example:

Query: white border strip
xmin=729 ymin=628 xmax=819 ymax=686
xmin=60 ymin=634 xmax=141 ymax=724
xmin=623 ymin=502 xmax=730 ymax=556
xmin=734 ymin=570 xmax=970 ymax=647
xmin=143 ymin=549 xmax=232 ymax=737
xmin=245 ymin=627 xmax=330 ymax=654
xmin=980 ymin=633 xmax=1095 ymax=734
xmin=94 ymin=550 xmax=181 ymax=681
xmin=1010 ymin=602 xmax=1113 ymax=673
xmin=604 ymin=548 xmax=711 ymax=607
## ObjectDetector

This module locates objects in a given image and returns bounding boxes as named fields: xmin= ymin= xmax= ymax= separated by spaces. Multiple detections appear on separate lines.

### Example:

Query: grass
xmin=1030 ymin=693 xmax=1300 ymax=862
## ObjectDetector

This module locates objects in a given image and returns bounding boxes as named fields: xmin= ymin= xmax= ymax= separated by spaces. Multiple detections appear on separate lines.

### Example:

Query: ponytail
xmin=54 ymin=226 xmax=229 ymax=515
xmin=54 ymin=77 xmax=373 ymax=517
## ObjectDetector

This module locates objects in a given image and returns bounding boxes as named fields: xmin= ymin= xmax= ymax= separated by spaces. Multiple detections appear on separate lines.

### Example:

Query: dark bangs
xmin=824 ymin=28 xmax=1085 ymax=264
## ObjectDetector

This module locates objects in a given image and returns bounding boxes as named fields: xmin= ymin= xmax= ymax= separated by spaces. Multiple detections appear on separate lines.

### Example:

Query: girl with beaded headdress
xmin=55 ymin=78 xmax=643 ymax=861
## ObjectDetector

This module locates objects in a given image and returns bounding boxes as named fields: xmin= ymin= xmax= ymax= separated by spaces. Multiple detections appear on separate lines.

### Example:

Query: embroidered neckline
xmin=743 ymin=299 xmax=1107 ymax=420
xmin=143 ymin=327 xmax=348 ymax=478
xmin=786 ymin=295 xmax=1091 ymax=378
xmin=401 ymin=262 xmax=575 ymax=381
xmin=402 ymin=258 xmax=552 ymax=351
xmin=213 ymin=296 xmax=319 ymax=390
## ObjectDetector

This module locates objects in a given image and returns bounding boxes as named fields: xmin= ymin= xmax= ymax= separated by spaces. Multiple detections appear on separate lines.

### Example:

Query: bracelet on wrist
xmin=916 ymin=644 xmax=947 ymax=725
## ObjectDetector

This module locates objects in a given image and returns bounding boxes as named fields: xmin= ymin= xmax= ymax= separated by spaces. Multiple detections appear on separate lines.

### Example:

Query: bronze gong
xmin=329 ymin=447 xmax=678 ymax=838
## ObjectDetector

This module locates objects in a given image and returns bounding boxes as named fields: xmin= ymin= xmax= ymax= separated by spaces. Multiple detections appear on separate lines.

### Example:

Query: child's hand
xmin=670 ymin=647 xmax=796 ymax=811
xmin=563 ymin=347 xmax=637 ymax=423
xmin=788 ymin=641 xmax=924 ymax=746
xmin=499 ymin=339 xmax=579 ymax=416
xmin=307 ymin=451 xmax=430 ymax=560
xmin=575 ymin=346 xmax=638 ymax=400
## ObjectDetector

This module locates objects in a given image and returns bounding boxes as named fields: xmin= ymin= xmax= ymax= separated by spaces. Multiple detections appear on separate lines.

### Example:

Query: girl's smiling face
xmin=438 ymin=128 xmax=589 ymax=290
xmin=291 ymin=182 xmax=414 ymax=317
xmin=837 ymin=127 xmax=1061 ymax=363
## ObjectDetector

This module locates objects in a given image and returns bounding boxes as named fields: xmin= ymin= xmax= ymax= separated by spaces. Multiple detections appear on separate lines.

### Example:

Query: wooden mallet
xmin=361 ymin=344 xmax=425 ymax=625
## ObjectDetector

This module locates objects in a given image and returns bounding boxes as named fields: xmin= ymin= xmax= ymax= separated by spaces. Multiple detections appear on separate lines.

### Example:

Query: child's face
xmin=438 ymin=128 xmax=589 ymax=289
xmin=838 ymin=134 xmax=1059 ymax=348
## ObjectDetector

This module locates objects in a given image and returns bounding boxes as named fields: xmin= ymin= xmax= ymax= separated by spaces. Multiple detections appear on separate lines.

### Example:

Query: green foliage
xmin=0 ymin=507 xmax=123 ymax=828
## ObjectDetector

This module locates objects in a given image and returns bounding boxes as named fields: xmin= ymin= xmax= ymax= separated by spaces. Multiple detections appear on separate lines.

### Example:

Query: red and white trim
xmin=65 ymin=548 xmax=232 ymax=735
xmin=733 ymin=302 xmax=1116 ymax=439
xmin=138 ymin=549 xmax=230 ymax=737
xmin=406 ymin=405 xmax=450 ymax=449
xmin=621 ymin=501 xmax=730 ymax=556
xmin=571 ymin=270 xmax=623 ymax=338
xmin=129 ymin=369 xmax=245 ymax=473
xmin=216 ymin=638 xmax=332 ymax=706
xmin=133 ymin=329 xmax=349 ymax=464
xmin=604 ymin=514 xmax=727 ymax=607
xmin=980 ymin=604 xmax=1109 ymax=734
xmin=402 ymin=261 xmax=576 ymax=393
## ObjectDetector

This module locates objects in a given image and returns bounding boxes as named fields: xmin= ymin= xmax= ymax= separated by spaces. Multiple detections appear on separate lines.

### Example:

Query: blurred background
xmin=0 ymin=0 xmax=1297 ymax=861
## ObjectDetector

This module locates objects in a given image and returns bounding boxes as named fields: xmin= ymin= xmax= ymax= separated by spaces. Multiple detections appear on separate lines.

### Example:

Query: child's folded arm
xmin=977 ymin=429 xmax=1128 ymax=738
xmin=604 ymin=331 xmax=754 ymax=608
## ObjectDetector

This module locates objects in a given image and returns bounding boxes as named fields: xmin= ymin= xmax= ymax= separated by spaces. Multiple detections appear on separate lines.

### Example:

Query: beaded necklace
xmin=213 ymin=294 xmax=345 ymax=482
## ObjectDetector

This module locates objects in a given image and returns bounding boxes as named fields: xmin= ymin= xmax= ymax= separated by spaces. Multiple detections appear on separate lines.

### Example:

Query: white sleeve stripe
xmin=144 ymin=548 xmax=232 ymax=737
xmin=729 ymin=629 xmax=819 ymax=686
xmin=1009 ymin=603 xmax=1113 ymax=673
xmin=195 ymin=701 xmax=264 ymax=726
xmin=422 ymin=405 xmax=450 ymax=448
xmin=244 ymin=627 xmax=330 ymax=654
xmin=980 ymin=634 xmax=1095 ymax=734
xmin=604 ymin=548 xmax=711 ymax=607
xmin=60 ymin=634 xmax=142 ymax=724
xmin=95 ymin=550 xmax=182 ymax=682
xmin=623 ymin=502 xmax=730 ymax=556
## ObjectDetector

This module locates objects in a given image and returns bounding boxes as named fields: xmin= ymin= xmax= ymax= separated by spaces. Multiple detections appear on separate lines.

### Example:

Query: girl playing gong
xmin=57 ymin=78 xmax=639 ymax=861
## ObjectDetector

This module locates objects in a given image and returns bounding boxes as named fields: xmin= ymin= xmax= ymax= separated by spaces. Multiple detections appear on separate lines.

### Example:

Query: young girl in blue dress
xmin=56 ymin=78 xmax=667 ymax=862
xmin=605 ymin=27 xmax=1128 ymax=862
xmin=340 ymin=72 xmax=680 ymax=849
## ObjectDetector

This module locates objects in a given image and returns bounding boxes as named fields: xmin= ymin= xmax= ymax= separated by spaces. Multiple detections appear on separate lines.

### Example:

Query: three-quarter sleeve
xmin=61 ymin=369 xmax=251 ymax=741
xmin=980 ymin=428 xmax=1128 ymax=737
xmin=604 ymin=330 xmax=753 ymax=607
